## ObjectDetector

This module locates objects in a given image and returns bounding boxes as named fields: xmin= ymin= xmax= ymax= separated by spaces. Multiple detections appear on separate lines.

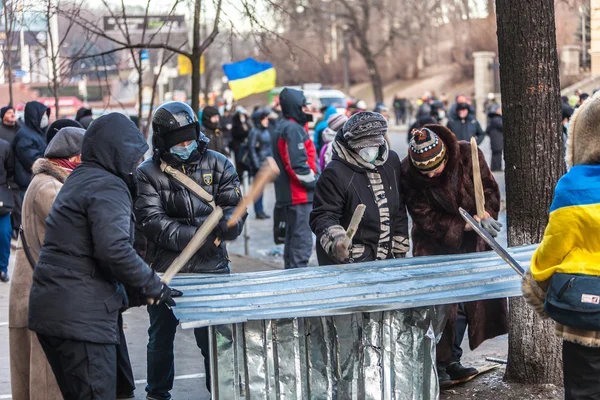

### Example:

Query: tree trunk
xmin=496 ymin=0 xmax=565 ymax=385
xmin=3 ymin=6 xmax=13 ymax=105
xmin=190 ymin=0 xmax=201 ymax=114
xmin=364 ymin=54 xmax=384 ymax=104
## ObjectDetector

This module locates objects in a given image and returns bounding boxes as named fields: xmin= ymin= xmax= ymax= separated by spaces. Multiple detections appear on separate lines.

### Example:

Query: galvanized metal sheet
xmin=170 ymin=245 xmax=536 ymax=329
xmin=209 ymin=308 xmax=442 ymax=400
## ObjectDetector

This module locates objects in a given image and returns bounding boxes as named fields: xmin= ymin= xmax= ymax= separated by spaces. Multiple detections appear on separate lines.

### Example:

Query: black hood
xmin=81 ymin=113 xmax=148 ymax=183
xmin=24 ymin=101 xmax=50 ymax=135
xmin=201 ymin=106 xmax=220 ymax=130
xmin=76 ymin=107 xmax=93 ymax=121
xmin=279 ymin=88 xmax=311 ymax=125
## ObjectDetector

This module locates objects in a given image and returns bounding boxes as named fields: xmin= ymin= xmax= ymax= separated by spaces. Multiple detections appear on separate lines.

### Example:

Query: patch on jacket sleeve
xmin=582 ymin=294 xmax=600 ymax=304
xmin=203 ymin=173 xmax=213 ymax=185
xmin=298 ymin=143 xmax=305 ymax=150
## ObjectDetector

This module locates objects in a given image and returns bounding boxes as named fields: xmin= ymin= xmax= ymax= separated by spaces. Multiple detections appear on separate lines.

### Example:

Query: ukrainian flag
xmin=222 ymin=58 xmax=276 ymax=100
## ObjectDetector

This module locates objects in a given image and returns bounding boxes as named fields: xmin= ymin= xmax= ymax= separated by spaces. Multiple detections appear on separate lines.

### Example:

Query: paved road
xmin=0 ymin=128 xmax=508 ymax=399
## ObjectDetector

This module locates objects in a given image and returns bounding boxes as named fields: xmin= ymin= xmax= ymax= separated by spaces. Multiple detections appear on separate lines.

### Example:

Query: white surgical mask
xmin=40 ymin=114 xmax=49 ymax=129
xmin=359 ymin=147 xmax=379 ymax=164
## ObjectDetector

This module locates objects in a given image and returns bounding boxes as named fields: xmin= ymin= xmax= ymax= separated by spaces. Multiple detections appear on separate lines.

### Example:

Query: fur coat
xmin=401 ymin=124 xmax=508 ymax=362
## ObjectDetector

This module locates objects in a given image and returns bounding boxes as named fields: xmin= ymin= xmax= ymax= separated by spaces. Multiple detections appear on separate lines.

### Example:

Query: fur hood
xmin=566 ymin=91 xmax=600 ymax=169
xmin=31 ymin=158 xmax=70 ymax=184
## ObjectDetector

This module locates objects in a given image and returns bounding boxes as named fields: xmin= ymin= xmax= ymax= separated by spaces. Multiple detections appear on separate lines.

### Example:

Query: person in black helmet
xmin=28 ymin=113 xmax=173 ymax=399
xmin=134 ymin=101 xmax=245 ymax=399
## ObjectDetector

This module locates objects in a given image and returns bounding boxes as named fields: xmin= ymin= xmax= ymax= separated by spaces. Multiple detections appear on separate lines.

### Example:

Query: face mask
xmin=40 ymin=114 xmax=49 ymax=129
xmin=170 ymin=141 xmax=198 ymax=161
xmin=359 ymin=147 xmax=379 ymax=164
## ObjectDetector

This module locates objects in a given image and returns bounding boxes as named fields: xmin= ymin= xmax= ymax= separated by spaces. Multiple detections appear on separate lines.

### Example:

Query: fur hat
xmin=409 ymin=127 xmax=447 ymax=171
xmin=342 ymin=111 xmax=387 ymax=149
xmin=566 ymin=91 xmax=600 ymax=169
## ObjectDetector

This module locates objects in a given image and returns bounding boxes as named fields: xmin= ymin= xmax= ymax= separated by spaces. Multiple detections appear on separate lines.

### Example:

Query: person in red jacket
xmin=271 ymin=88 xmax=320 ymax=269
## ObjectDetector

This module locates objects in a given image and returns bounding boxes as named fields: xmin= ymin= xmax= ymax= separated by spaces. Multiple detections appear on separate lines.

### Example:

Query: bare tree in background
xmin=1 ymin=0 xmax=18 ymax=105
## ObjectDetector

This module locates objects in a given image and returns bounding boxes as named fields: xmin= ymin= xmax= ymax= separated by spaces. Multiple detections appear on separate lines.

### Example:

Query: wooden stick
xmin=161 ymin=206 xmax=224 ymax=285
xmin=470 ymin=137 xmax=486 ymax=219
xmin=341 ymin=204 xmax=366 ymax=249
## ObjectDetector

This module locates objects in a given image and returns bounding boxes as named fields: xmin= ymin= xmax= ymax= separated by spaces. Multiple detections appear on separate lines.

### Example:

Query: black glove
xmin=147 ymin=282 xmax=176 ymax=307
xmin=171 ymin=288 xmax=183 ymax=298
xmin=198 ymin=234 xmax=219 ymax=258
xmin=215 ymin=218 xmax=238 ymax=241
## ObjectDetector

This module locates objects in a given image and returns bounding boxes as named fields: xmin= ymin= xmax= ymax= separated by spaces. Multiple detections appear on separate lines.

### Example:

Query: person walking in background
xmin=13 ymin=101 xmax=50 ymax=200
xmin=136 ymin=102 xmax=244 ymax=399
xmin=0 ymin=134 xmax=14 ymax=283
xmin=248 ymin=109 xmax=273 ymax=220
xmin=446 ymin=102 xmax=485 ymax=144
xmin=401 ymin=125 xmax=507 ymax=387
xmin=231 ymin=106 xmax=251 ymax=176
xmin=272 ymin=88 xmax=319 ymax=269
xmin=0 ymin=105 xmax=22 ymax=144
xmin=201 ymin=106 xmax=227 ymax=155
xmin=392 ymin=95 xmax=403 ymax=125
xmin=486 ymin=105 xmax=504 ymax=171
xmin=319 ymin=113 xmax=347 ymax=171
xmin=311 ymin=111 xmax=409 ymax=266
xmin=9 ymin=128 xmax=84 ymax=400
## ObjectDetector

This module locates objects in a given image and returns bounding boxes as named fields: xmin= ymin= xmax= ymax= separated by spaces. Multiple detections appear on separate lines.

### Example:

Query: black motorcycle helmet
xmin=151 ymin=101 xmax=208 ymax=162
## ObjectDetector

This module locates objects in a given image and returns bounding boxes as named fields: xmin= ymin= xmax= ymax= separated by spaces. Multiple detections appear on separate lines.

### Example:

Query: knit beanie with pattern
xmin=409 ymin=127 xmax=447 ymax=171
xmin=342 ymin=111 xmax=387 ymax=149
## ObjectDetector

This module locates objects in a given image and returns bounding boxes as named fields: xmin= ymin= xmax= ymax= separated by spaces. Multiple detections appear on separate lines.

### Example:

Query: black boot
xmin=0 ymin=271 xmax=9 ymax=282
xmin=446 ymin=361 xmax=478 ymax=381
xmin=256 ymin=211 xmax=271 ymax=220
xmin=437 ymin=365 xmax=452 ymax=388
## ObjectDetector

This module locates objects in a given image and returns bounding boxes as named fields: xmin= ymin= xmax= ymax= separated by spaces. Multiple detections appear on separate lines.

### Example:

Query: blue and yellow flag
xmin=222 ymin=58 xmax=276 ymax=100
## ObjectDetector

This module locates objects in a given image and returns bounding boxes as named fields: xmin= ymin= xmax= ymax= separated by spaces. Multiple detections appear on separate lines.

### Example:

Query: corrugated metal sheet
xmin=207 ymin=308 xmax=444 ymax=400
xmin=170 ymin=245 xmax=535 ymax=329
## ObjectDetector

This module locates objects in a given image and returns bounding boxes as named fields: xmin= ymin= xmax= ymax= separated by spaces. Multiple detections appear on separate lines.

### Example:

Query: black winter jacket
xmin=0 ymin=120 xmax=21 ymax=145
xmin=446 ymin=115 xmax=485 ymax=144
xmin=135 ymin=145 xmax=243 ymax=274
xmin=0 ymin=139 xmax=14 ymax=215
xmin=310 ymin=136 xmax=409 ymax=266
xmin=13 ymin=102 xmax=49 ymax=190
xmin=29 ymin=113 xmax=161 ymax=345
xmin=248 ymin=126 xmax=272 ymax=172
xmin=486 ymin=114 xmax=503 ymax=152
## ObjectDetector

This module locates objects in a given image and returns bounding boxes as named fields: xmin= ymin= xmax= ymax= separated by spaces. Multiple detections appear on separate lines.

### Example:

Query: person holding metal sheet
xmin=310 ymin=111 xmax=410 ymax=265
xmin=523 ymin=94 xmax=600 ymax=400
xmin=400 ymin=125 xmax=507 ymax=386
xmin=135 ymin=101 xmax=245 ymax=400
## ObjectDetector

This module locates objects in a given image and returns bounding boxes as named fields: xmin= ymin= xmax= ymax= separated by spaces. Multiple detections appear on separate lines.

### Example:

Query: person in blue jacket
xmin=314 ymin=106 xmax=337 ymax=152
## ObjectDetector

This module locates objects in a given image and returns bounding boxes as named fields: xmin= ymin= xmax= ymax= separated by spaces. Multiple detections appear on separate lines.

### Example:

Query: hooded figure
xmin=271 ymin=88 xmax=319 ymax=269
xmin=75 ymin=107 xmax=93 ymax=129
xmin=28 ymin=114 xmax=172 ymax=399
xmin=319 ymin=112 xmax=347 ymax=170
xmin=9 ymin=127 xmax=83 ymax=400
xmin=523 ymin=94 xmax=600 ymax=399
xmin=446 ymin=102 xmax=485 ymax=144
xmin=314 ymin=105 xmax=337 ymax=152
xmin=231 ymin=107 xmax=251 ymax=175
xmin=13 ymin=101 xmax=50 ymax=194
xmin=311 ymin=112 xmax=409 ymax=265
xmin=247 ymin=108 xmax=273 ymax=220
xmin=135 ymin=102 xmax=244 ymax=398
xmin=201 ymin=106 xmax=227 ymax=155
xmin=401 ymin=125 xmax=507 ymax=386
xmin=485 ymin=105 xmax=503 ymax=171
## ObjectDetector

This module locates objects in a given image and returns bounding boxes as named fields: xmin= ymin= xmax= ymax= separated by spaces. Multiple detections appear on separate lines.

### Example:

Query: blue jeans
xmin=254 ymin=192 xmax=264 ymax=215
xmin=146 ymin=304 xmax=210 ymax=399
xmin=0 ymin=214 xmax=11 ymax=273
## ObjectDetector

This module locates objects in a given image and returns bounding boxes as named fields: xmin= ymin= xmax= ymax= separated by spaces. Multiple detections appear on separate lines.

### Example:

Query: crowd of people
xmin=1 ymin=81 xmax=596 ymax=399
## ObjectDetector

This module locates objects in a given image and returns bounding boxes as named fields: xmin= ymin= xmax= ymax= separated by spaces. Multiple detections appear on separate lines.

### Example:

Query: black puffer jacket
xmin=29 ymin=113 xmax=162 ymax=345
xmin=446 ymin=115 xmax=485 ymax=144
xmin=486 ymin=113 xmax=503 ymax=152
xmin=135 ymin=139 xmax=243 ymax=274
xmin=310 ymin=134 xmax=409 ymax=266
xmin=13 ymin=101 xmax=49 ymax=190
xmin=248 ymin=126 xmax=272 ymax=172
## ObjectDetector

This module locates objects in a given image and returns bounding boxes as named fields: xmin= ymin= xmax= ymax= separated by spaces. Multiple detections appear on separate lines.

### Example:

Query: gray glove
xmin=481 ymin=218 xmax=503 ymax=238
